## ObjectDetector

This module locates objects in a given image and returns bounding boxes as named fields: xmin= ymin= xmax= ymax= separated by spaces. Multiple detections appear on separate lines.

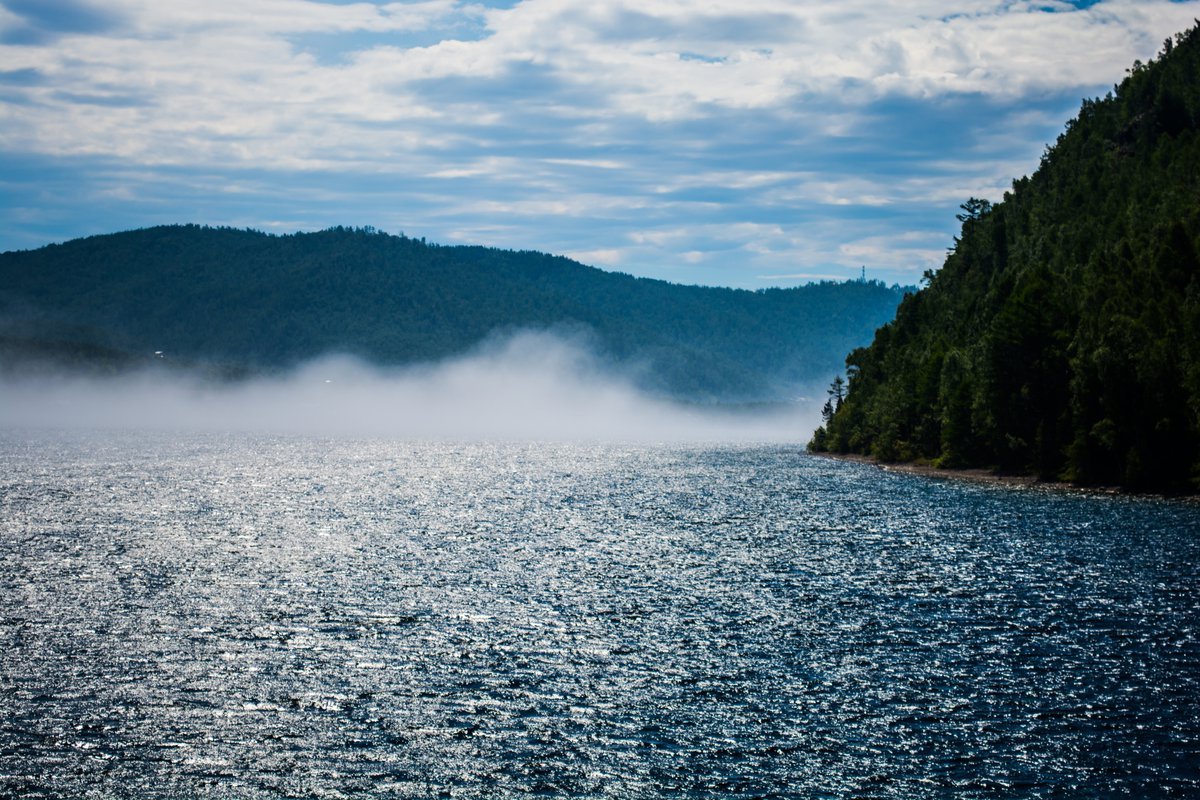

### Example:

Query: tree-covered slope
xmin=812 ymin=25 xmax=1200 ymax=490
xmin=0 ymin=225 xmax=906 ymax=402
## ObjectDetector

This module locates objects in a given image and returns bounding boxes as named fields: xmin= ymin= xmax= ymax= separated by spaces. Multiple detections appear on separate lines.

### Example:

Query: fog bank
xmin=0 ymin=332 xmax=819 ymax=443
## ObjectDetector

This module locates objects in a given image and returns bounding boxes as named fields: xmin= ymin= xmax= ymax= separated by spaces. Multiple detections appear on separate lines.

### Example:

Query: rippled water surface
xmin=1 ymin=430 xmax=1198 ymax=798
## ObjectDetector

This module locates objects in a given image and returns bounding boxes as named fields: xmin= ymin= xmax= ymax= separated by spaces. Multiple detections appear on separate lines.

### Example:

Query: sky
xmin=1 ymin=1 xmax=1197 ymax=289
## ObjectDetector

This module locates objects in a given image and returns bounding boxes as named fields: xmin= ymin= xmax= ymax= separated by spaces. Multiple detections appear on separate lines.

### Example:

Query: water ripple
xmin=1 ymin=431 xmax=1197 ymax=797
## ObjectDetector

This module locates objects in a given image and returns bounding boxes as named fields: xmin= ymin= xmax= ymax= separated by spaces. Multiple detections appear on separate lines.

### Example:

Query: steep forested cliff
xmin=0 ymin=225 xmax=906 ymax=402
xmin=812 ymin=25 xmax=1200 ymax=490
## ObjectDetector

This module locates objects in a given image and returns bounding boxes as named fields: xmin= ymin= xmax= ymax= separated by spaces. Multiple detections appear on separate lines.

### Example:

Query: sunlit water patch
xmin=1 ymin=431 xmax=1197 ymax=797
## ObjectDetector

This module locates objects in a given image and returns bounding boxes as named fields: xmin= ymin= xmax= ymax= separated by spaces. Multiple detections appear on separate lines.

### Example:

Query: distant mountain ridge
xmin=0 ymin=225 xmax=908 ymax=402
xmin=812 ymin=24 xmax=1200 ymax=490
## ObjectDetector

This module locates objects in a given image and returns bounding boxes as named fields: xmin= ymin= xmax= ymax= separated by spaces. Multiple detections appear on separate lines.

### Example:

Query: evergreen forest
xmin=0 ymin=225 xmax=906 ymax=402
xmin=811 ymin=24 xmax=1200 ymax=491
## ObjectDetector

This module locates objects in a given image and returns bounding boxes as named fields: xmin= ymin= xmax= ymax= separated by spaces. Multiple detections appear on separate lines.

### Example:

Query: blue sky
xmin=1 ymin=0 xmax=1196 ymax=288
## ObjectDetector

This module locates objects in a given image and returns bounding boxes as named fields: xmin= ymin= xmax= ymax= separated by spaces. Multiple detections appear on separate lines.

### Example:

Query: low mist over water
xmin=2 ymin=434 xmax=1197 ymax=798
xmin=0 ymin=331 xmax=818 ymax=442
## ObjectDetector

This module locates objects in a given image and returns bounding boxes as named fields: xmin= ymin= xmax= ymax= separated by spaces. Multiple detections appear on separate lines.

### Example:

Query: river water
xmin=1 ymin=430 xmax=1197 ymax=798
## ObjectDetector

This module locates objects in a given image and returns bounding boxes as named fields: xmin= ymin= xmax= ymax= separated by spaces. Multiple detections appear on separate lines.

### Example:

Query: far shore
xmin=810 ymin=451 xmax=1199 ymax=502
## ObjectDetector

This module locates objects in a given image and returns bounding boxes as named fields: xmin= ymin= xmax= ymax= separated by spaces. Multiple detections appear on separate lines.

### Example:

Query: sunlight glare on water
xmin=1 ymin=431 xmax=1198 ymax=797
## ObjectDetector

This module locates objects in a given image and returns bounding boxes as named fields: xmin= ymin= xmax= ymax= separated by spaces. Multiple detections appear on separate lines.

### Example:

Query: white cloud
xmin=464 ymin=0 xmax=1200 ymax=112
xmin=541 ymin=157 xmax=625 ymax=169
xmin=756 ymin=272 xmax=849 ymax=282
xmin=2 ymin=0 xmax=1197 ymax=287
xmin=3 ymin=0 xmax=1193 ymax=169
xmin=839 ymin=231 xmax=953 ymax=275
xmin=111 ymin=0 xmax=465 ymax=36
xmin=451 ymin=194 xmax=651 ymax=218
xmin=565 ymin=247 xmax=624 ymax=266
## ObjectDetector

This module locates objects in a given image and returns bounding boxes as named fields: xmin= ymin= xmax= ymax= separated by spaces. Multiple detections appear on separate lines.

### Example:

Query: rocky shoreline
xmin=810 ymin=450 xmax=1198 ymax=501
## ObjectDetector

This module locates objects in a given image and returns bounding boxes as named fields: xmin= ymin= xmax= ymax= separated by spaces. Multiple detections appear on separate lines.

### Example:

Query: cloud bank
xmin=0 ymin=331 xmax=819 ymax=442
xmin=1 ymin=0 xmax=1195 ymax=286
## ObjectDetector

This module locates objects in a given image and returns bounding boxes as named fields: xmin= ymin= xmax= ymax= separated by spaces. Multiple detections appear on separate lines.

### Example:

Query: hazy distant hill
xmin=0 ymin=225 xmax=908 ymax=401
xmin=812 ymin=24 xmax=1200 ymax=490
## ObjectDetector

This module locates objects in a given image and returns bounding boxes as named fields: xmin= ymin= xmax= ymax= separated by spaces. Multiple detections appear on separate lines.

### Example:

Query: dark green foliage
xmin=812 ymin=25 xmax=1200 ymax=491
xmin=0 ymin=225 xmax=907 ymax=402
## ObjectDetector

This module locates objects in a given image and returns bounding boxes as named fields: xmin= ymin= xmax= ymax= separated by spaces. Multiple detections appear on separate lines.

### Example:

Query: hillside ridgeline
xmin=0 ymin=226 xmax=907 ymax=402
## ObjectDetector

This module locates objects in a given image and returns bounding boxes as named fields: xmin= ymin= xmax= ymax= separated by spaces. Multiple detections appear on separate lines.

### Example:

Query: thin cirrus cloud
xmin=0 ymin=0 xmax=1195 ymax=287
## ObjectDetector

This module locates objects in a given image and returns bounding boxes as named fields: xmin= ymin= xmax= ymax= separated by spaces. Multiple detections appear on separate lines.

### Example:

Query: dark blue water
xmin=1 ymin=431 xmax=1197 ymax=798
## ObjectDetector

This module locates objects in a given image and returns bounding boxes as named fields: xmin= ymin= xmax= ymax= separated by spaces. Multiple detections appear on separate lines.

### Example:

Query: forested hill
xmin=0 ymin=225 xmax=907 ymax=402
xmin=811 ymin=24 xmax=1200 ymax=490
